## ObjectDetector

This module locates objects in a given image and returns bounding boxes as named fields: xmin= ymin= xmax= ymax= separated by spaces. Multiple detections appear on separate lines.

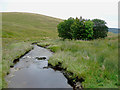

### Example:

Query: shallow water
xmin=6 ymin=45 xmax=72 ymax=88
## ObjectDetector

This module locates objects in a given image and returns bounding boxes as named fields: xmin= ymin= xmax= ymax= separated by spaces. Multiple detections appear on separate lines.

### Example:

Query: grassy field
xmin=1 ymin=12 xmax=118 ymax=88
xmin=37 ymin=32 xmax=118 ymax=88
xmin=2 ymin=12 xmax=62 ymax=39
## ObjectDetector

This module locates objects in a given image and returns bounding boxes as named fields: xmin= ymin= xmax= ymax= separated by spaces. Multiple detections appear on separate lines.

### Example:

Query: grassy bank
xmin=2 ymin=40 xmax=33 ymax=88
xmin=37 ymin=32 xmax=118 ymax=88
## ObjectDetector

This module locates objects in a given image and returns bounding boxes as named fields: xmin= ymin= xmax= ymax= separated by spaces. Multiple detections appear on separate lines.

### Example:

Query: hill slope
xmin=2 ymin=12 xmax=62 ymax=39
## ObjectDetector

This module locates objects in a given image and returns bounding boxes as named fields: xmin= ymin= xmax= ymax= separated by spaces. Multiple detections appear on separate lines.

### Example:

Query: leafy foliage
xmin=71 ymin=17 xmax=94 ymax=40
xmin=57 ymin=17 xmax=74 ymax=40
xmin=92 ymin=19 xmax=108 ymax=39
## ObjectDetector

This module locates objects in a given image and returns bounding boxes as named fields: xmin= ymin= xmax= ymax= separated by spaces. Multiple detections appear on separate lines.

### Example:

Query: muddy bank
xmin=48 ymin=62 xmax=84 ymax=90
xmin=5 ymin=45 xmax=72 ymax=88
xmin=13 ymin=47 xmax=34 ymax=64
xmin=7 ymin=47 xmax=34 ymax=75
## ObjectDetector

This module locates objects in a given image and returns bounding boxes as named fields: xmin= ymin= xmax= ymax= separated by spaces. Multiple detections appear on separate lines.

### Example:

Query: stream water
xmin=5 ymin=45 xmax=72 ymax=88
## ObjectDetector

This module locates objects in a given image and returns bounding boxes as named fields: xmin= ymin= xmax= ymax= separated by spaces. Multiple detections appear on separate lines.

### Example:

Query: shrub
xmin=92 ymin=19 xmax=108 ymax=39
xmin=57 ymin=17 xmax=74 ymax=40
xmin=70 ymin=17 xmax=94 ymax=40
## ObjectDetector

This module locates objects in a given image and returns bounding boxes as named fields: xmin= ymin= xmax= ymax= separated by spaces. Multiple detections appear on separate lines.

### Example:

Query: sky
xmin=0 ymin=0 xmax=119 ymax=28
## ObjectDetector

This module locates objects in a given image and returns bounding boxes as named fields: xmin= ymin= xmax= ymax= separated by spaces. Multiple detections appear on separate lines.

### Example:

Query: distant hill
xmin=108 ymin=28 xmax=119 ymax=33
xmin=2 ymin=12 xmax=62 ymax=39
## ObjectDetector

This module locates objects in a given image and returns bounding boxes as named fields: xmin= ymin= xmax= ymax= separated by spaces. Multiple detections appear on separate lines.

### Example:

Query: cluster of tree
xmin=57 ymin=17 xmax=108 ymax=40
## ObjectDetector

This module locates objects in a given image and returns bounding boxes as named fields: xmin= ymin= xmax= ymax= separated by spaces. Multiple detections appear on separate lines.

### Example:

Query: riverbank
xmin=2 ymin=39 xmax=33 ymax=88
xmin=37 ymin=32 xmax=118 ymax=88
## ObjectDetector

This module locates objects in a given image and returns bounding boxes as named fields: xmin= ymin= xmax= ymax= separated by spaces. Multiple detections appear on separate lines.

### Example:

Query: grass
xmin=2 ymin=12 xmax=62 ymax=39
xmin=37 ymin=32 xmax=118 ymax=88
xmin=1 ymin=12 xmax=119 ymax=88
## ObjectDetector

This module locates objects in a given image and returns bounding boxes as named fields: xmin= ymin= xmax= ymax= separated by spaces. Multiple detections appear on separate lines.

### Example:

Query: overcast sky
xmin=0 ymin=0 xmax=119 ymax=28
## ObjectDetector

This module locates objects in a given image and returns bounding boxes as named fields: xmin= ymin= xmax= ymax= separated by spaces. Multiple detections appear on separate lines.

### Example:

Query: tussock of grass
xmin=37 ymin=33 xmax=118 ymax=88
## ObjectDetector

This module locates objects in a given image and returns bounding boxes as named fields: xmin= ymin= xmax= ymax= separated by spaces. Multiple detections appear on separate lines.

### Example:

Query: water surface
xmin=6 ymin=45 xmax=72 ymax=88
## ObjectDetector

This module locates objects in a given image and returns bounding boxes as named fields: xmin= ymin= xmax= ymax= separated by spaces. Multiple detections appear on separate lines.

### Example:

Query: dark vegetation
xmin=57 ymin=17 xmax=108 ymax=40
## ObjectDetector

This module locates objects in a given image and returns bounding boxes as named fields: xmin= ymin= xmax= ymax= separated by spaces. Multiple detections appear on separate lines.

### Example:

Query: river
xmin=5 ymin=45 xmax=72 ymax=88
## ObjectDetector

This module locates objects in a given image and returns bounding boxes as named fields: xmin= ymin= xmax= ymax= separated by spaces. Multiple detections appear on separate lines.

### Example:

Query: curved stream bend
xmin=6 ymin=45 xmax=72 ymax=88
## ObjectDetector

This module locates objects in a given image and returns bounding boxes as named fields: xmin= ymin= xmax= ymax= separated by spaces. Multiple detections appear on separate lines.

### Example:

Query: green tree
xmin=57 ymin=17 xmax=108 ymax=40
xmin=57 ymin=17 xmax=74 ymax=40
xmin=92 ymin=19 xmax=108 ymax=39
xmin=71 ymin=17 xmax=94 ymax=40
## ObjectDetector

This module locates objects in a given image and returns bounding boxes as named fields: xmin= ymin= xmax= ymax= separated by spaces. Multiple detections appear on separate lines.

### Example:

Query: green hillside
xmin=2 ymin=12 xmax=62 ymax=39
